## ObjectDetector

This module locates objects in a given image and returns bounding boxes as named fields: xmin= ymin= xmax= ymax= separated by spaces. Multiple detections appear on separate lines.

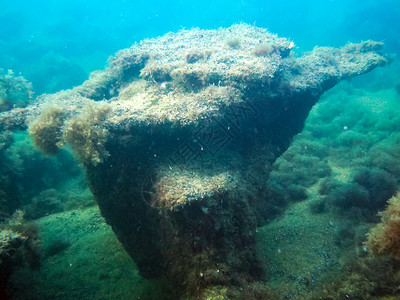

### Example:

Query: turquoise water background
xmin=2 ymin=1 xmax=400 ymax=299
xmin=1 ymin=0 xmax=399 ymax=94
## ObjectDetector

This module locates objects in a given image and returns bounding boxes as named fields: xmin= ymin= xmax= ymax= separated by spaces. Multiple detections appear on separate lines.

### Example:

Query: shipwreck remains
xmin=0 ymin=24 xmax=386 ymax=298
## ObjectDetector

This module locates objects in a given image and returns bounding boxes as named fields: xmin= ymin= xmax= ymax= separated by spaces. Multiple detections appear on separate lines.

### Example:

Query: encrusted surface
xmin=0 ymin=24 xmax=387 ymax=299
xmin=153 ymin=167 xmax=239 ymax=209
xmin=1 ymin=25 xmax=386 ymax=135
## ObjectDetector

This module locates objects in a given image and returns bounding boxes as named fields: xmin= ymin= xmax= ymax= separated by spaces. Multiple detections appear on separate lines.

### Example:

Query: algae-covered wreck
xmin=0 ymin=24 xmax=386 ymax=298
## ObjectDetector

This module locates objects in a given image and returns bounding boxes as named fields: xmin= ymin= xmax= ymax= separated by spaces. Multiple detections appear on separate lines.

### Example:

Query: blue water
xmin=1 ymin=0 xmax=399 ymax=93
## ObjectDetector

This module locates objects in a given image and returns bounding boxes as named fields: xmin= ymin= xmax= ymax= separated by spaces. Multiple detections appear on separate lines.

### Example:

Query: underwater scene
xmin=1 ymin=0 xmax=400 ymax=299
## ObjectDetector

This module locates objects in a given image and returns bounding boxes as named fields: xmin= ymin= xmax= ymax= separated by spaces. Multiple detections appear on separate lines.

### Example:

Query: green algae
xmin=10 ymin=206 xmax=164 ymax=300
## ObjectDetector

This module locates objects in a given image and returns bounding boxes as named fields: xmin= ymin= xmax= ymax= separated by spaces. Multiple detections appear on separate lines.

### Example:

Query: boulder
xmin=1 ymin=24 xmax=386 ymax=298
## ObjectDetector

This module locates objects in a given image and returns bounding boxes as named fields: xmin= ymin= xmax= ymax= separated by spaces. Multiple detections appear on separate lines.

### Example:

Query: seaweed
xmin=28 ymin=105 xmax=66 ymax=155
xmin=366 ymin=193 xmax=400 ymax=256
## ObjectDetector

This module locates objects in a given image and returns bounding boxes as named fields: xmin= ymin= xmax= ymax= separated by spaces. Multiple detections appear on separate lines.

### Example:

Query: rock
xmin=1 ymin=24 xmax=386 ymax=298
